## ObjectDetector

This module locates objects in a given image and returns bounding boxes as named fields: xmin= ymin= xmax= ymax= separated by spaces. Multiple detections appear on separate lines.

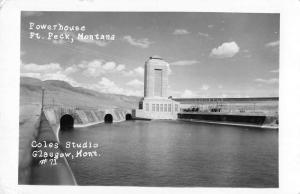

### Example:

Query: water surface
xmin=59 ymin=120 xmax=278 ymax=187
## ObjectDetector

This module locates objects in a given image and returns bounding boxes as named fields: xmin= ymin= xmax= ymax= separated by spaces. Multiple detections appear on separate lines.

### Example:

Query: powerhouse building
xmin=134 ymin=56 xmax=180 ymax=119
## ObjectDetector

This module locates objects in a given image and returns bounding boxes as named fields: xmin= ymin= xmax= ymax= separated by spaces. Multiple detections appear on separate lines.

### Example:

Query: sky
xmin=21 ymin=12 xmax=279 ymax=98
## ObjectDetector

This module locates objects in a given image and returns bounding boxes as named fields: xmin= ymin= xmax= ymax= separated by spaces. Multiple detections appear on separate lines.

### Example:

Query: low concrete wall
xmin=30 ymin=112 xmax=77 ymax=185
xmin=19 ymin=104 xmax=41 ymax=184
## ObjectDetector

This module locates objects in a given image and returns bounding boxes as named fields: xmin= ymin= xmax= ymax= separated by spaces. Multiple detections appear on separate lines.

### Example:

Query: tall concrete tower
xmin=144 ymin=56 xmax=168 ymax=98
xmin=134 ymin=56 xmax=180 ymax=120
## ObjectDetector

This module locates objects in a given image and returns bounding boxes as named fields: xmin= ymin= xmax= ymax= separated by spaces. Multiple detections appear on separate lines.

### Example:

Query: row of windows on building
xmin=145 ymin=103 xmax=179 ymax=112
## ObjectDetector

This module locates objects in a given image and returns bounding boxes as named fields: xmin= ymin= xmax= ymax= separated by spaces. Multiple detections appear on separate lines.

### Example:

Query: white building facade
xmin=134 ymin=56 xmax=180 ymax=119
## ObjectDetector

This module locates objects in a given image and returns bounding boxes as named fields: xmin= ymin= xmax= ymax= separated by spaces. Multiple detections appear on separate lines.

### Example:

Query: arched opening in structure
xmin=60 ymin=114 xmax=74 ymax=131
xmin=125 ymin=114 xmax=132 ymax=120
xmin=104 ymin=114 xmax=113 ymax=123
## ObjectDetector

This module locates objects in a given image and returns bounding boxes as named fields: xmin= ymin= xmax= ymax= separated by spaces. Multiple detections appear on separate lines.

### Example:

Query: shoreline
xmin=178 ymin=118 xmax=278 ymax=130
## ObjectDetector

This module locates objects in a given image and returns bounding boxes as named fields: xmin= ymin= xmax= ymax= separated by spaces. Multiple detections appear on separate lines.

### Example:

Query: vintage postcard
xmin=1 ymin=0 xmax=300 ymax=194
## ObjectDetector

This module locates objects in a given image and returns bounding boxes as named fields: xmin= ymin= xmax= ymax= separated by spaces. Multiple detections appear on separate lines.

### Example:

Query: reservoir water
xmin=59 ymin=120 xmax=278 ymax=187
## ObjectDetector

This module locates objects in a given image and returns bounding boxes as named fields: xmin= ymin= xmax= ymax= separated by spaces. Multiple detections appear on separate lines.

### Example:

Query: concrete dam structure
xmin=175 ymin=97 xmax=279 ymax=128
xmin=28 ymin=106 xmax=132 ymax=185
xmin=43 ymin=106 xmax=132 ymax=133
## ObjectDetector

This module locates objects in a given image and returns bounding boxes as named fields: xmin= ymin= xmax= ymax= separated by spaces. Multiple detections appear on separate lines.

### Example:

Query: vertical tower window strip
xmin=154 ymin=69 xmax=163 ymax=97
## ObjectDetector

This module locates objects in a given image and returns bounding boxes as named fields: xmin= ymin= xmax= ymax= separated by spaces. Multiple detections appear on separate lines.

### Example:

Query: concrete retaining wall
xmin=18 ymin=104 xmax=41 ymax=184
xmin=44 ymin=109 xmax=129 ymax=130
xmin=30 ymin=112 xmax=77 ymax=185
xmin=19 ymin=108 xmax=130 ymax=185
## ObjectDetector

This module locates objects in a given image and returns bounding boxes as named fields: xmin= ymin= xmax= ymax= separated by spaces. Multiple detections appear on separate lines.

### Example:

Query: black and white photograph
xmin=2 ymin=0 xmax=300 ymax=193
xmin=18 ymin=11 xmax=279 ymax=187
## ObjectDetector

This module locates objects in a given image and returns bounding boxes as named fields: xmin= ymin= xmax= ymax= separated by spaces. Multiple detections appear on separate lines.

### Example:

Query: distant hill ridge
xmin=20 ymin=76 xmax=141 ymax=109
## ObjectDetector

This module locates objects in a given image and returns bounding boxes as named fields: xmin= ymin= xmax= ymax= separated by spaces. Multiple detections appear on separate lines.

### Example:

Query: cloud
xmin=123 ymin=35 xmax=153 ymax=48
xmin=265 ymin=40 xmax=279 ymax=48
xmin=86 ymin=77 xmax=143 ymax=96
xmin=201 ymin=84 xmax=210 ymax=90
xmin=254 ymin=78 xmax=279 ymax=84
xmin=80 ymin=60 xmax=104 ymax=77
xmin=210 ymin=41 xmax=240 ymax=58
xmin=20 ymin=61 xmax=143 ymax=96
xmin=97 ymin=77 xmax=123 ymax=93
xmin=20 ymin=72 xmax=42 ymax=79
xmin=173 ymin=29 xmax=190 ymax=35
xmin=102 ymin=61 xmax=116 ymax=70
xmin=124 ymin=66 xmax=144 ymax=77
xmin=208 ymin=24 xmax=214 ymax=28
xmin=116 ymin=64 xmax=125 ymax=71
xmin=21 ymin=63 xmax=62 ymax=73
xmin=177 ymin=85 xmax=209 ymax=98
xmin=181 ymin=89 xmax=197 ymax=98
xmin=21 ymin=63 xmax=80 ymax=87
xmin=22 ymin=59 xmax=130 ymax=80
xmin=64 ymin=65 xmax=79 ymax=75
xmin=126 ymin=79 xmax=144 ymax=88
xmin=198 ymin=32 xmax=210 ymax=38
xmin=133 ymin=67 xmax=144 ymax=76
xmin=83 ymin=60 xmax=127 ymax=76
xmin=170 ymin=60 xmax=199 ymax=66
xmin=78 ymin=60 xmax=127 ymax=77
